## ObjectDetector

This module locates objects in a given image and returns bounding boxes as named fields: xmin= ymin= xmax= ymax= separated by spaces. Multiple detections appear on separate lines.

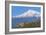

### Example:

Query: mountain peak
xmin=13 ymin=10 xmax=40 ymax=18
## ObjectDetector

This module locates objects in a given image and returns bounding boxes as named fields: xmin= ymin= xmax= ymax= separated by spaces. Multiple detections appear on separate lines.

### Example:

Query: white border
xmin=9 ymin=4 xmax=43 ymax=32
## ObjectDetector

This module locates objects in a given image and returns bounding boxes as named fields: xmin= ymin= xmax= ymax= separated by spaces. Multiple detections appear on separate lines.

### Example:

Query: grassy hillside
xmin=16 ymin=21 xmax=40 ymax=28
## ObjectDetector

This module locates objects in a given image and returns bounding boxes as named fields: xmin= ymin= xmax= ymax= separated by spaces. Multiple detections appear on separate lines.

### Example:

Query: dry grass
xmin=16 ymin=22 xmax=40 ymax=28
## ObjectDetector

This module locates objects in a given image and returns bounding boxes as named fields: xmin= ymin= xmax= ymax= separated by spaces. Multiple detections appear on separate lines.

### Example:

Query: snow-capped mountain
xmin=13 ymin=10 xmax=40 ymax=18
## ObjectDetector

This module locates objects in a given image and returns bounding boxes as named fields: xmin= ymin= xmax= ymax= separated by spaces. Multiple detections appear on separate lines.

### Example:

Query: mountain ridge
xmin=12 ymin=10 xmax=40 ymax=18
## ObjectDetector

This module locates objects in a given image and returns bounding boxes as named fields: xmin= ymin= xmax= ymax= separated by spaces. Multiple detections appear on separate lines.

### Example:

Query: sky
xmin=12 ymin=6 xmax=41 ymax=16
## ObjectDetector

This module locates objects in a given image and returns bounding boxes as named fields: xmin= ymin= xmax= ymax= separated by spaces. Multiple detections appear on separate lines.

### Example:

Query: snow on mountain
xmin=13 ymin=10 xmax=40 ymax=18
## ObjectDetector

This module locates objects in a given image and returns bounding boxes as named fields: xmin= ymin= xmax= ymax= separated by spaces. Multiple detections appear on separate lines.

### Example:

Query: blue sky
xmin=12 ymin=6 xmax=41 ymax=16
